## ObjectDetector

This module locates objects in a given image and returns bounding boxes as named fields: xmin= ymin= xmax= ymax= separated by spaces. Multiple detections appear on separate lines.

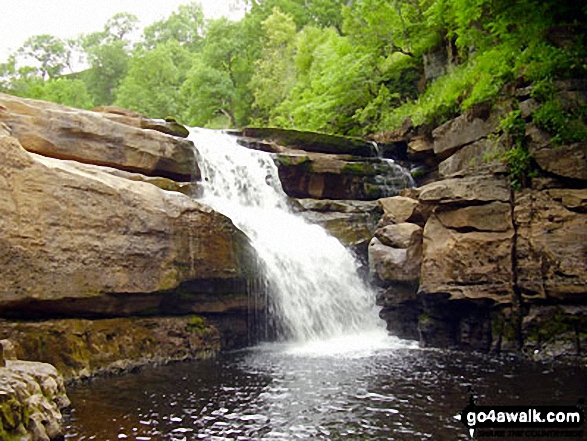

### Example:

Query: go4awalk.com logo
xmin=455 ymin=393 xmax=585 ymax=439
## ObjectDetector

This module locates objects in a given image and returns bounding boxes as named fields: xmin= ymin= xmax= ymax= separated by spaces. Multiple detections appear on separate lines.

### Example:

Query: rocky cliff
xmin=241 ymin=80 xmax=586 ymax=360
xmin=368 ymin=81 xmax=587 ymax=359
xmin=0 ymin=94 xmax=262 ymax=379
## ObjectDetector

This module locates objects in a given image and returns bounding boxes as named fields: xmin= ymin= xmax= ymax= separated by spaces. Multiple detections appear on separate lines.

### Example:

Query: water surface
xmin=64 ymin=335 xmax=586 ymax=440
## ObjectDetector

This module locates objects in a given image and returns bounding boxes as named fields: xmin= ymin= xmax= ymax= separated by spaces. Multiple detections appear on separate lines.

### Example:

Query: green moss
xmin=342 ymin=162 xmax=376 ymax=175
xmin=187 ymin=316 xmax=206 ymax=333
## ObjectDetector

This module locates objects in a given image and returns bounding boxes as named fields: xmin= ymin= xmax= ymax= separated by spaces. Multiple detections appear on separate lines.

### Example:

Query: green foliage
xmin=503 ymin=146 xmax=536 ymax=191
xmin=141 ymin=2 xmax=205 ymax=51
xmin=115 ymin=41 xmax=191 ymax=118
xmin=250 ymin=8 xmax=297 ymax=122
xmin=1 ymin=0 xmax=584 ymax=136
xmin=187 ymin=316 xmax=207 ymax=332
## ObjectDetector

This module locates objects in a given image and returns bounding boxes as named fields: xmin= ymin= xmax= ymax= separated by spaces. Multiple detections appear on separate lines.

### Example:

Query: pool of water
xmin=63 ymin=334 xmax=586 ymax=441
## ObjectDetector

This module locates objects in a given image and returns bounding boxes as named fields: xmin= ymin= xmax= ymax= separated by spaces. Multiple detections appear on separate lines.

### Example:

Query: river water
xmin=63 ymin=130 xmax=586 ymax=440
xmin=63 ymin=342 xmax=586 ymax=440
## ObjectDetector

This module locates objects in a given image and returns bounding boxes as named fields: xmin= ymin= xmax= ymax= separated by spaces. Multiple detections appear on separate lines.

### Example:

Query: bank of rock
xmin=0 ymin=94 xmax=263 ymax=405
xmin=367 ymin=81 xmax=587 ymax=359
xmin=240 ymin=81 xmax=587 ymax=361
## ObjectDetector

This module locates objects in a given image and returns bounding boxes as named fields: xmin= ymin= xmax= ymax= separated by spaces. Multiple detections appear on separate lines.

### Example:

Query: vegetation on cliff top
xmin=1 ymin=1 xmax=585 ymax=138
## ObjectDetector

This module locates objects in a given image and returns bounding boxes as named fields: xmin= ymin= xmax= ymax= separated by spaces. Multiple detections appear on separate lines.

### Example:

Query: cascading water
xmin=189 ymin=128 xmax=386 ymax=346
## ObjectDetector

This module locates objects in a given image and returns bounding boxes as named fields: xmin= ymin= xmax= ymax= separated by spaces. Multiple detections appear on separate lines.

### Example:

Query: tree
xmin=17 ymin=34 xmax=71 ymax=79
xmin=249 ymin=8 xmax=297 ymax=122
xmin=141 ymin=2 xmax=205 ymax=51
xmin=182 ymin=18 xmax=254 ymax=127
xmin=115 ymin=40 xmax=191 ymax=118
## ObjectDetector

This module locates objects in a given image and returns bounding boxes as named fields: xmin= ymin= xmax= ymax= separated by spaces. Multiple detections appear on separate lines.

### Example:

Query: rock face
xmin=0 ymin=93 xmax=197 ymax=181
xmin=0 ymin=317 xmax=221 ymax=382
xmin=370 ymin=80 xmax=587 ymax=356
xmin=0 ymin=341 xmax=70 ymax=441
xmin=0 ymin=124 xmax=256 ymax=318
xmin=275 ymin=153 xmax=413 ymax=200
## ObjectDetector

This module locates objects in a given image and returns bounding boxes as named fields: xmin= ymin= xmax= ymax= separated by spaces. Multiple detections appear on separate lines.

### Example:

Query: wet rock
xmin=294 ymin=199 xmax=381 ymax=248
xmin=242 ymin=127 xmax=378 ymax=157
xmin=0 ymin=93 xmax=197 ymax=181
xmin=0 ymin=316 xmax=221 ymax=382
xmin=276 ymin=153 xmax=413 ymax=200
xmin=0 ymin=358 xmax=69 ymax=441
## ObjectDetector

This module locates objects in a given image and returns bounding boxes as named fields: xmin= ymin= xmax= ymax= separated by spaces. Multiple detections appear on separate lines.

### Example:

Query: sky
xmin=0 ymin=0 xmax=246 ymax=63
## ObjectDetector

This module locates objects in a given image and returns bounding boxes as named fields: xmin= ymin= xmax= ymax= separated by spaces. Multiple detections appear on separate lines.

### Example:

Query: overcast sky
xmin=0 ymin=0 xmax=245 ymax=63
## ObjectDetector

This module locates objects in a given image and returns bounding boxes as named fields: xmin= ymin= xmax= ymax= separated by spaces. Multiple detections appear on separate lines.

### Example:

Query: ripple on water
xmin=64 ymin=343 xmax=587 ymax=441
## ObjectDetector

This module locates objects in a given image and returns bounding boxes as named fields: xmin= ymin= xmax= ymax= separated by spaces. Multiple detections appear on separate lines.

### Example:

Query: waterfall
xmin=189 ymin=129 xmax=385 ymax=344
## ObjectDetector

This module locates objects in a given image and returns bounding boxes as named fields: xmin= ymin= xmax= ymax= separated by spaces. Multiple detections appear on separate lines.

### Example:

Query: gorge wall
xmin=240 ymin=80 xmax=587 ymax=360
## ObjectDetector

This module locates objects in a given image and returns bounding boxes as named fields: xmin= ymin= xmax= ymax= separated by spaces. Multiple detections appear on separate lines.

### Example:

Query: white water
xmin=189 ymin=129 xmax=386 ymax=344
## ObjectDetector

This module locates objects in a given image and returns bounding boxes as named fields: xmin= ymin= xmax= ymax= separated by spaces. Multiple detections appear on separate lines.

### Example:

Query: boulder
xmin=419 ymin=213 xmax=514 ymax=302
xmin=0 ymin=128 xmax=256 ymax=317
xmin=368 ymin=223 xmax=423 ymax=283
xmin=375 ymin=223 xmax=422 ymax=248
xmin=0 ymin=93 xmax=198 ymax=181
xmin=378 ymin=196 xmax=419 ymax=223
xmin=0 ymin=358 xmax=69 ymax=441
xmin=514 ymin=189 xmax=587 ymax=300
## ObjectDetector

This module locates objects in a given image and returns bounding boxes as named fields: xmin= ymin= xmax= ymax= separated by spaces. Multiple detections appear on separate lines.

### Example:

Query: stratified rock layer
xmin=0 ymin=113 xmax=256 ymax=318
xmin=0 ymin=93 xmax=197 ymax=181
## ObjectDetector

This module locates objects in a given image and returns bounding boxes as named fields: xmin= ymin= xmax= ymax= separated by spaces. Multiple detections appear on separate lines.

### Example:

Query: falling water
xmin=189 ymin=129 xmax=385 ymax=344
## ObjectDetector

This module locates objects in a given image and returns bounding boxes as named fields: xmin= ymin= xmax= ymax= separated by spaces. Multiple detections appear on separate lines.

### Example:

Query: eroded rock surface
xmin=0 ymin=93 xmax=197 ymax=181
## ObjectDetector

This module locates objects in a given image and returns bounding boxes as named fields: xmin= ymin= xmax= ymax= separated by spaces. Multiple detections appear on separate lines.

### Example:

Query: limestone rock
xmin=375 ymin=223 xmax=422 ymax=249
xmin=242 ymin=127 xmax=378 ymax=157
xmin=548 ymin=188 xmax=587 ymax=211
xmin=526 ymin=124 xmax=587 ymax=180
xmin=0 ymin=129 xmax=256 ymax=317
xmin=276 ymin=152 xmax=413 ymax=200
xmin=514 ymin=189 xmax=587 ymax=300
xmin=0 ymin=317 xmax=221 ymax=382
xmin=419 ymin=214 xmax=514 ymax=302
xmin=438 ymin=138 xmax=507 ymax=177
xmin=407 ymin=136 xmax=434 ymax=158
xmin=92 ymin=106 xmax=190 ymax=138
xmin=432 ymin=106 xmax=498 ymax=159
xmin=435 ymin=202 xmax=512 ymax=232
xmin=417 ymin=175 xmax=511 ymax=205
xmin=294 ymin=199 xmax=381 ymax=248
xmin=368 ymin=224 xmax=422 ymax=283
xmin=0 ymin=93 xmax=198 ymax=181
xmin=378 ymin=196 xmax=419 ymax=223
xmin=0 ymin=359 xmax=69 ymax=441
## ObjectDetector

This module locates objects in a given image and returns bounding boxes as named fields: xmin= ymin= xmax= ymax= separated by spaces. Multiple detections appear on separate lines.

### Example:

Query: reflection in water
xmin=64 ymin=338 xmax=586 ymax=440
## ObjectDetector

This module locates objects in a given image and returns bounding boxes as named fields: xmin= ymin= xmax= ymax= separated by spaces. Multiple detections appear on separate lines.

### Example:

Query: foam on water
xmin=189 ymin=129 xmax=389 ymax=345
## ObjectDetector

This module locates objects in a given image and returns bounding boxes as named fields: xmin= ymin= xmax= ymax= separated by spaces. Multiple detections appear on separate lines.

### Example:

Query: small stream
xmin=63 ymin=338 xmax=586 ymax=440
